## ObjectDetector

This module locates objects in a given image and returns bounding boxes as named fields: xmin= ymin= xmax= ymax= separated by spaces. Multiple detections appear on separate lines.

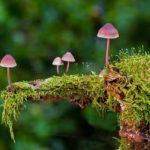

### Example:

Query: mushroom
xmin=97 ymin=23 xmax=119 ymax=69
xmin=52 ymin=57 xmax=64 ymax=74
xmin=98 ymin=70 xmax=103 ymax=78
xmin=0 ymin=54 xmax=17 ymax=85
xmin=62 ymin=52 xmax=75 ymax=73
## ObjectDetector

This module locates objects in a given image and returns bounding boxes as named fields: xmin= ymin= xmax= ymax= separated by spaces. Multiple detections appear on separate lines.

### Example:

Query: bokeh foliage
xmin=0 ymin=0 xmax=150 ymax=150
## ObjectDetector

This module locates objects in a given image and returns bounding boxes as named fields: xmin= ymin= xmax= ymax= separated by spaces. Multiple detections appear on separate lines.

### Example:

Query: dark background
xmin=0 ymin=0 xmax=149 ymax=150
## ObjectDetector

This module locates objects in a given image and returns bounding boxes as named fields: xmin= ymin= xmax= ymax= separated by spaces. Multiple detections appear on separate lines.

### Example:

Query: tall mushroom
xmin=52 ymin=57 xmax=64 ymax=74
xmin=97 ymin=23 xmax=119 ymax=69
xmin=0 ymin=54 xmax=17 ymax=85
xmin=62 ymin=52 xmax=75 ymax=73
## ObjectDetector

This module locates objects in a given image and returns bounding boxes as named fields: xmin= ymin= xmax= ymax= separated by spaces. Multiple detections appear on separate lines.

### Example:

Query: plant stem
xmin=106 ymin=38 xmax=110 ymax=69
xmin=56 ymin=65 xmax=59 ymax=74
xmin=7 ymin=67 xmax=11 ymax=85
xmin=66 ymin=62 xmax=70 ymax=73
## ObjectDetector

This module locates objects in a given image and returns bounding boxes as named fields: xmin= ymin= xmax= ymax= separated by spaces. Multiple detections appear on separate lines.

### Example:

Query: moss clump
xmin=1 ymin=73 xmax=105 ymax=142
xmin=39 ymin=73 xmax=106 ymax=109
xmin=1 ymin=83 xmax=37 ymax=142
xmin=115 ymin=51 xmax=150 ymax=123
xmin=117 ymin=139 xmax=131 ymax=150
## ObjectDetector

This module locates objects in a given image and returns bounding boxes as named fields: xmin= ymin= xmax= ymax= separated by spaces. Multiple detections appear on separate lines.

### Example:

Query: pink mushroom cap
xmin=97 ymin=23 xmax=119 ymax=39
xmin=62 ymin=52 xmax=75 ymax=62
xmin=52 ymin=57 xmax=64 ymax=66
xmin=0 ymin=54 xmax=17 ymax=68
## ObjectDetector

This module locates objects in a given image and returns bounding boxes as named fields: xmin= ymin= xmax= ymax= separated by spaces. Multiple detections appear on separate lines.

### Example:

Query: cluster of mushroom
xmin=52 ymin=23 xmax=119 ymax=75
xmin=52 ymin=52 xmax=75 ymax=74
xmin=0 ymin=23 xmax=119 ymax=84
xmin=0 ymin=54 xmax=17 ymax=85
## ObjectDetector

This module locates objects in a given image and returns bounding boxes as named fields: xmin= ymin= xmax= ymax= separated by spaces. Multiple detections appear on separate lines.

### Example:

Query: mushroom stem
xmin=106 ymin=38 xmax=110 ymax=69
xmin=66 ymin=62 xmax=70 ymax=73
xmin=7 ymin=67 xmax=11 ymax=85
xmin=56 ymin=65 xmax=59 ymax=74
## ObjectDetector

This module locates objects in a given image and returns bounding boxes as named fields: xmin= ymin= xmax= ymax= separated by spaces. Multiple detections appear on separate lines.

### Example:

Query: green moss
xmin=1 ymin=49 xmax=150 ymax=149
xmin=115 ymin=50 xmax=150 ymax=123
xmin=117 ymin=139 xmax=132 ymax=150
xmin=1 ymin=73 xmax=105 ymax=142
xmin=1 ymin=85 xmax=37 ymax=142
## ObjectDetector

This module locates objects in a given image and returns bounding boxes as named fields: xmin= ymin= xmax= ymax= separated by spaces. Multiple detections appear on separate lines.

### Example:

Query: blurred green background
xmin=0 ymin=0 xmax=149 ymax=150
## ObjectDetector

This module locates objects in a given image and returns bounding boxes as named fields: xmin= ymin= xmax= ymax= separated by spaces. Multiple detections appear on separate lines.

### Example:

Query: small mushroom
xmin=62 ymin=52 xmax=75 ymax=73
xmin=98 ymin=70 xmax=103 ymax=78
xmin=52 ymin=57 xmax=64 ymax=74
xmin=0 ymin=54 xmax=17 ymax=85
xmin=97 ymin=23 xmax=119 ymax=69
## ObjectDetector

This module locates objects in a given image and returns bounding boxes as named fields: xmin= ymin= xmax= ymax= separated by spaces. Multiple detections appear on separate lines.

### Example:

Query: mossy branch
xmin=0 ymin=51 xmax=150 ymax=149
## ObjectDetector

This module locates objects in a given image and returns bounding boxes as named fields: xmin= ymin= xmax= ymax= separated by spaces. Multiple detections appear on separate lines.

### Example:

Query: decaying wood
xmin=104 ymin=69 xmax=150 ymax=150
xmin=119 ymin=121 xmax=150 ymax=150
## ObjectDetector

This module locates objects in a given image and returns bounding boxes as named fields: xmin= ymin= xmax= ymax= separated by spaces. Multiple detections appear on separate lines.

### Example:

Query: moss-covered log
xmin=1 ymin=51 xmax=150 ymax=150
xmin=1 ymin=73 xmax=106 ymax=142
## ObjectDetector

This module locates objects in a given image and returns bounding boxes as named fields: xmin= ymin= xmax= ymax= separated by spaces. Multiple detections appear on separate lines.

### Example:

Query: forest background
xmin=0 ymin=0 xmax=149 ymax=150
